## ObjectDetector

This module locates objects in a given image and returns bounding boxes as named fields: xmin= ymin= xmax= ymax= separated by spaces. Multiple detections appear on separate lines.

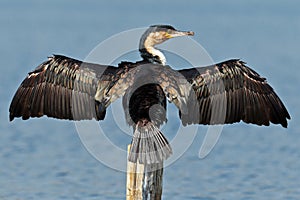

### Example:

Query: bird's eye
xmin=167 ymin=93 xmax=176 ymax=100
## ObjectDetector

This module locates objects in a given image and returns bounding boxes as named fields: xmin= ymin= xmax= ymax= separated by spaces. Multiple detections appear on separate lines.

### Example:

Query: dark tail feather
xmin=128 ymin=120 xmax=172 ymax=164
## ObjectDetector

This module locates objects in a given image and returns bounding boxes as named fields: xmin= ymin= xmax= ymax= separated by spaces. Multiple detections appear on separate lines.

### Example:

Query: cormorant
xmin=9 ymin=25 xmax=290 ymax=164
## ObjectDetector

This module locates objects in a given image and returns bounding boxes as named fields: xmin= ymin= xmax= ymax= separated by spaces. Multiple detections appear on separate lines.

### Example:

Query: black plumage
xmin=178 ymin=59 xmax=290 ymax=127
xmin=9 ymin=25 xmax=290 ymax=164
xmin=9 ymin=55 xmax=115 ymax=121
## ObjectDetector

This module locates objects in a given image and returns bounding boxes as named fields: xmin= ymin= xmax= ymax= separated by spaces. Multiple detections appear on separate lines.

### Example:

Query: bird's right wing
xmin=9 ymin=55 xmax=126 ymax=121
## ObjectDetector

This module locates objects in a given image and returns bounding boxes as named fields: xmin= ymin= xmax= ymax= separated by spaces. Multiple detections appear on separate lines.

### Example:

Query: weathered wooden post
xmin=126 ymin=145 xmax=164 ymax=200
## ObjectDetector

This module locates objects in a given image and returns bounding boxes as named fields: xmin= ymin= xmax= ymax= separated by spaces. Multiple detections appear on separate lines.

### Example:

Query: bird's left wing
xmin=9 ymin=55 xmax=128 ymax=121
xmin=173 ymin=59 xmax=291 ymax=128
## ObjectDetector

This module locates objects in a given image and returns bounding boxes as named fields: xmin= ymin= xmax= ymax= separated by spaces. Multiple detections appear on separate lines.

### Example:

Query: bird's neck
xmin=139 ymin=38 xmax=166 ymax=65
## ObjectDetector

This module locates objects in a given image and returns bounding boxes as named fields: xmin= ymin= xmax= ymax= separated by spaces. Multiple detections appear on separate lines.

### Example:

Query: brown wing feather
xmin=178 ymin=59 xmax=290 ymax=127
xmin=9 ymin=55 xmax=119 ymax=121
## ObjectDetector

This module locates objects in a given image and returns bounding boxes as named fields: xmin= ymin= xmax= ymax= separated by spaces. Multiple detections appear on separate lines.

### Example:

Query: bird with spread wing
xmin=9 ymin=25 xmax=290 ymax=164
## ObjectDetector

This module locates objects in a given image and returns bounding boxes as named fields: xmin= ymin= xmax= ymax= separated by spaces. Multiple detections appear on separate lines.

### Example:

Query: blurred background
xmin=1 ymin=0 xmax=299 ymax=199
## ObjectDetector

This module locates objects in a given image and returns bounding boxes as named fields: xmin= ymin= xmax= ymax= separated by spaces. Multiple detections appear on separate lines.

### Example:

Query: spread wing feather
xmin=9 ymin=55 xmax=120 ymax=121
xmin=177 ymin=59 xmax=290 ymax=127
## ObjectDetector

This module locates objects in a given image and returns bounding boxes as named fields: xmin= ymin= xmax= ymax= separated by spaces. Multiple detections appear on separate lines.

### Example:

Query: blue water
xmin=1 ymin=0 xmax=300 ymax=199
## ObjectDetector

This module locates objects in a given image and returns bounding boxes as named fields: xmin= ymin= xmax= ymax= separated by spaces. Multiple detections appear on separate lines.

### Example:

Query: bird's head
xmin=139 ymin=25 xmax=194 ymax=65
xmin=140 ymin=25 xmax=194 ymax=48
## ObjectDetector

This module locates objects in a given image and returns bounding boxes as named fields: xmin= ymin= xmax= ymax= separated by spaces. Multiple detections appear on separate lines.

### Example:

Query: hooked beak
xmin=169 ymin=30 xmax=194 ymax=38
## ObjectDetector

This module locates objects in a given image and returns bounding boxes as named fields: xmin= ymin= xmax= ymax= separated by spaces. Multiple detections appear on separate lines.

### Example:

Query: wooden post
xmin=142 ymin=162 xmax=163 ymax=200
xmin=126 ymin=145 xmax=164 ymax=200
xmin=126 ymin=145 xmax=144 ymax=200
